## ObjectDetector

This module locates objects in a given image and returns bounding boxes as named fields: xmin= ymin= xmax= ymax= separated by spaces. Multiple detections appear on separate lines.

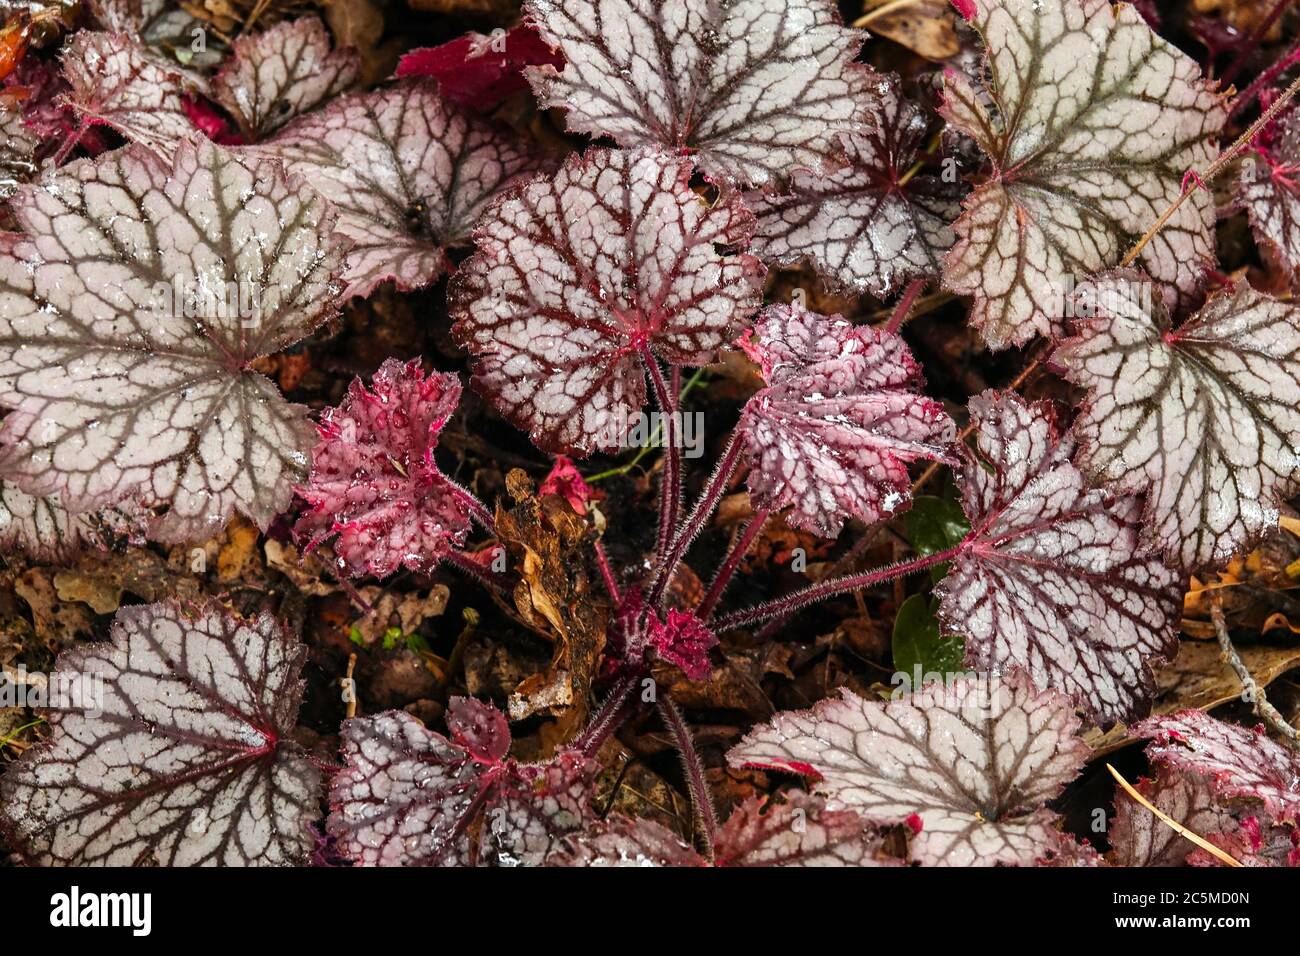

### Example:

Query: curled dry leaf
xmin=0 ymin=137 xmax=345 ymax=543
xmin=935 ymin=390 xmax=1183 ymax=727
xmin=259 ymin=79 xmax=544 ymax=299
xmin=495 ymin=470 xmax=607 ymax=721
xmin=0 ymin=600 xmax=321 ymax=865
xmin=523 ymin=0 xmax=874 ymax=187
xmin=1133 ymin=709 xmax=1300 ymax=826
xmin=941 ymin=0 xmax=1225 ymax=349
xmin=728 ymin=672 xmax=1090 ymax=866
xmin=739 ymin=304 xmax=954 ymax=538
xmin=294 ymin=358 xmax=474 ymax=579
xmin=212 ymin=16 xmax=360 ymax=141
xmin=451 ymin=146 xmax=764 ymax=456
xmin=1056 ymin=274 xmax=1300 ymax=569
xmin=328 ymin=699 xmax=596 ymax=866
xmin=749 ymin=74 xmax=964 ymax=297
xmin=555 ymin=791 xmax=897 ymax=866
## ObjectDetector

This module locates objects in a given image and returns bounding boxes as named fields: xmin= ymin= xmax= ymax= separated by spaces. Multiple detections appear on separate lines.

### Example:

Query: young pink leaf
xmin=523 ymin=0 xmax=875 ymax=187
xmin=62 ymin=31 xmax=199 ymax=153
xmin=213 ymin=17 xmax=359 ymax=141
xmin=395 ymin=25 xmax=564 ymax=111
xmin=1109 ymin=769 xmax=1239 ymax=867
xmin=1055 ymin=274 xmax=1300 ymax=569
xmin=607 ymin=587 xmax=717 ymax=680
xmin=0 ymin=480 xmax=147 ymax=562
xmin=258 ymin=80 xmax=543 ymax=299
xmin=940 ymin=0 xmax=1225 ymax=349
xmin=294 ymin=358 xmax=474 ymax=579
xmin=0 ymin=98 xmax=37 ymax=200
xmin=328 ymin=701 xmax=596 ymax=866
xmin=728 ymin=672 xmax=1089 ymax=866
xmin=1133 ymin=710 xmax=1300 ymax=826
xmin=555 ymin=792 xmax=896 ymax=867
xmin=0 ymin=599 xmax=321 ymax=865
xmin=749 ymin=74 xmax=963 ymax=296
xmin=934 ymin=390 xmax=1182 ymax=727
xmin=738 ymin=304 xmax=954 ymax=537
xmin=450 ymin=146 xmax=764 ymax=456
xmin=538 ymin=454 xmax=601 ymax=516
xmin=0 ymin=138 xmax=345 ymax=543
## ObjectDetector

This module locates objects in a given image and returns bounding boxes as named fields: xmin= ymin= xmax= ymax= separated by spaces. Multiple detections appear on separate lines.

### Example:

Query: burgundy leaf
xmin=749 ymin=74 xmax=963 ymax=296
xmin=213 ymin=17 xmax=359 ymax=141
xmin=940 ymin=0 xmax=1225 ymax=349
xmin=450 ymin=146 xmax=764 ymax=456
xmin=396 ymin=25 xmax=564 ymax=111
xmin=0 ymin=599 xmax=321 ymax=865
xmin=728 ymin=672 xmax=1089 ymax=866
xmin=62 ymin=31 xmax=199 ymax=153
xmin=0 ymin=480 xmax=148 ymax=562
xmin=935 ymin=390 xmax=1182 ymax=727
xmin=258 ymin=79 xmax=544 ymax=299
xmin=328 ymin=701 xmax=596 ymax=866
xmin=294 ymin=358 xmax=475 ymax=579
xmin=555 ymin=791 xmax=895 ymax=866
xmin=0 ymin=137 xmax=345 ymax=543
xmin=1055 ymin=274 xmax=1300 ymax=569
xmin=738 ymin=304 xmax=954 ymax=537
xmin=523 ymin=0 xmax=875 ymax=187
xmin=1133 ymin=710 xmax=1300 ymax=826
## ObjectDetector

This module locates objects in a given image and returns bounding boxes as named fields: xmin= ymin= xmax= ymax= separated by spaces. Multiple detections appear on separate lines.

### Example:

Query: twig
xmin=1106 ymin=764 xmax=1243 ymax=868
xmin=1211 ymin=604 xmax=1300 ymax=748
xmin=343 ymin=653 xmax=358 ymax=720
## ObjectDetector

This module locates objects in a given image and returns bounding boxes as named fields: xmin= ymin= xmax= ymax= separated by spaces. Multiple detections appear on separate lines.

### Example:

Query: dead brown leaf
xmin=857 ymin=0 xmax=961 ymax=60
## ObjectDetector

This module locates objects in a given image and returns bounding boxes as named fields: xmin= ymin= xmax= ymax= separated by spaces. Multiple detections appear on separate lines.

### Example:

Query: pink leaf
xmin=523 ymin=0 xmax=875 ymax=187
xmin=0 ymin=137 xmax=345 ymax=543
xmin=328 ymin=701 xmax=596 ymax=866
xmin=213 ymin=17 xmax=359 ymax=141
xmin=935 ymin=390 xmax=1183 ymax=727
xmin=1055 ymin=274 xmax=1300 ymax=569
xmin=939 ymin=0 xmax=1225 ymax=350
xmin=396 ymin=25 xmax=564 ymax=111
xmin=538 ymin=454 xmax=601 ymax=516
xmin=450 ymin=146 xmax=764 ymax=456
xmin=0 ymin=480 xmax=148 ymax=562
xmin=1109 ymin=769 xmax=1240 ymax=867
xmin=61 ymin=31 xmax=201 ymax=153
xmin=1133 ymin=710 xmax=1300 ymax=826
xmin=607 ymin=587 xmax=717 ymax=680
xmin=1237 ymin=109 xmax=1300 ymax=275
xmin=749 ymin=74 xmax=963 ymax=296
xmin=554 ymin=791 xmax=896 ymax=866
xmin=0 ymin=599 xmax=321 ymax=865
xmin=728 ymin=672 xmax=1089 ymax=866
xmin=738 ymin=304 xmax=954 ymax=537
xmin=294 ymin=358 xmax=474 ymax=579
xmin=258 ymin=79 xmax=545 ymax=299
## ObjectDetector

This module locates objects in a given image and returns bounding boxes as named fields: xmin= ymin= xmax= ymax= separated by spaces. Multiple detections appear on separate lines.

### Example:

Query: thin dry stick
xmin=343 ymin=653 xmax=358 ymax=720
xmin=1122 ymin=71 xmax=1300 ymax=269
xmin=1106 ymin=764 xmax=1242 ymax=868
xmin=1211 ymin=604 xmax=1300 ymax=748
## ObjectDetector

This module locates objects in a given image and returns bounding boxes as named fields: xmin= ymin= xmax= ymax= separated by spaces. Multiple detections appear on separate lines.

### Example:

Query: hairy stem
xmin=443 ymin=548 xmax=511 ymax=593
xmin=698 ymin=508 xmax=771 ymax=620
xmin=1212 ymin=604 xmax=1300 ymax=748
xmin=575 ymin=674 xmax=639 ymax=758
xmin=642 ymin=348 xmax=683 ymax=566
xmin=885 ymin=278 xmax=926 ymax=335
xmin=1123 ymin=70 xmax=1300 ymax=267
xmin=447 ymin=479 xmax=496 ymax=533
xmin=593 ymin=538 xmax=621 ymax=603
xmin=647 ymin=431 xmax=745 ymax=609
xmin=1229 ymin=36 xmax=1300 ymax=121
xmin=657 ymin=694 xmax=718 ymax=861
xmin=712 ymin=543 xmax=964 ymax=632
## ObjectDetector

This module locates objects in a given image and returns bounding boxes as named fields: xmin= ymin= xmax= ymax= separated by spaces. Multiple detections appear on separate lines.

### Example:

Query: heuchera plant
xmin=2 ymin=0 xmax=1300 ymax=870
